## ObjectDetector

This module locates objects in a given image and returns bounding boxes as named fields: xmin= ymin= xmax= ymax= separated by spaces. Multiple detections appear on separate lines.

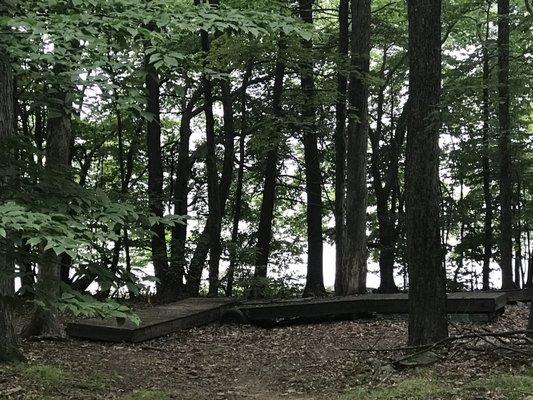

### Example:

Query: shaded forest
xmin=1 ymin=1 xmax=533 ymax=397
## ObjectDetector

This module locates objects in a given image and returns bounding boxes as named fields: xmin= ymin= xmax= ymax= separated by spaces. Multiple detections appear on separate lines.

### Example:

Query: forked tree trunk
xmin=497 ymin=0 xmax=514 ymax=290
xmin=406 ymin=0 xmax=448 ymax=346
xmin=299 ymin=0 xmax=325 ymax=297
xmin=338 ymin=0 xmax=371 ymax=295
xmin=0 ymin=55 xmax=24 ymax=362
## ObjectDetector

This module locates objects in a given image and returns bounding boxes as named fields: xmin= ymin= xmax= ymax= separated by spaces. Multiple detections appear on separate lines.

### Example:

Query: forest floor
xmin=1 ymin=304 xmax=532 ymax=400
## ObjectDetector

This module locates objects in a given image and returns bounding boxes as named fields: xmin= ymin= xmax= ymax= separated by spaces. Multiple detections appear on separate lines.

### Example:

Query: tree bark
xmin=144 ymin=55 xmax=175 ymax=302
xmin=497 ymin=0 xmax=514 ymax=290
xmin=0 ymin=55 xmax=24 ymax=362
xmin=169 ymin=104 xmax=192 ymax=299
xmin=513 ymin=178 xmax=522 ymax=288
xmin=24 ymin=64 xmax=71 ymax=337
xmin=226 ymin=70 xmax=249 ymax=296
xmin=334 ymin=0 xmax=349 ymax=293
xmin=338 ymin=0 xmax=371 ymax=295
xmin=299 ymin=0 xmax=325 ymax=297
xmin=226 ymin=64 xmax=253 ymax=297
xmin=481 ymin=4 xmax=493 ymax=290
xmin=369 ymin=47 xmax=402 ymax=294
xmin=406 ymin=0 xmax=448 ymax=345
xmin=252 ymin=41 xmax=286 ymax=296
xmin=186 ymin=4 xmax=236 ymax=296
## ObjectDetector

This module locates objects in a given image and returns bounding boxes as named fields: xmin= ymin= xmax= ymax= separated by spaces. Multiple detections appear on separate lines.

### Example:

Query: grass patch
xmin=21 ymin=364 xmax=66 ymax=390
xmin=468 ymin=373 xmax=533 ymax=400
xmin=341 ymin=371 xmax=533 ymax=400
xmin=16 ymin=363 xmax=115 ymax=399
xmin=342 ymin=377 xmax=454 ymax=400
xmin=122 ymin=389 xmax=171 ymax=400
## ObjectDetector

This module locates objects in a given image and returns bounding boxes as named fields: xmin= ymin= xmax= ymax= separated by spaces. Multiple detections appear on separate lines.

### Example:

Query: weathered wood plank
xmin=496 ymin=288 xmax=533 ymax=303
xmin=67 ymin=297 xmax=236 ymax=343
xmin=230 ymin=292 xmax=507 ymax=324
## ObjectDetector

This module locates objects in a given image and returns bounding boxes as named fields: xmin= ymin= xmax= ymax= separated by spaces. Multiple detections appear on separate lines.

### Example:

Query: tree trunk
xmin=186 ymin=7 xmax=236 ymax=296
xmin=24 ymin=61 xmax=71 ymax=337
xmin=227 ymin=75 xmax=248 ymax=296
xmin=369 ymin=47 xmax=400 ymax=294
xmin=526 ymin=249 xmax=533 ymax=288
xmin=334 ymin=0 xmax=349 ymax=294
xmin=0 ymin=55 xmax=24 ymax=362
xmin=481 ymin=5 xmax=493 ymax=290
xmin=169 ymin=108 xmax=191 ymax=298
xmin=406 ymin=0 xmax=448 ymax=346
xmin=252 ymin=42 xmax=286 ymax=297
xmin=513 ymin=187 xmax=522 ymax=288
xmin=207 ymin=78 xmax=236 ymax=296
xmin=298 ymin=0 xmax=325 ymax=297
xmin=145 ymin=55 xmax=175 ymax=302
xmin=497 ymin=0 xmax=514 ymax=290
xmin=338 ymin=0 xmax=371 ymax=295
xmin=227 ymin=65 xmax=253 ymax=297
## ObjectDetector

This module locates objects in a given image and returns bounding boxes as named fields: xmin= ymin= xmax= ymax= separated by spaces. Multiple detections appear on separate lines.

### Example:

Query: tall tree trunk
xmin=526 ymin=249 xmax=533 ymax=288
xmin=169 ymin=106 xmax=192 ymax=298
xmin=24 ymin=63 xmax=71 ymax=337
xmin=497 ymin=0 xmax=514 ymax=290
xmin=369 ymin=47 xmax=400 ymax=294
xmin=406 ymin=0 xmax=448 ymax=346
xmin=207 ymin=78 xmax=236 ymax=296
xmin=186 ymin=1 xmax=236 ymax=296
xmin=252 ymin=41 xmax=286 ymax=296
xmin=0 ymin=54 xmax=24 ymax=362
xmin=338 ymin=0 xmax=371 ymax=295
xmin=145 ymin=56 xmax=175 ymax=302
xmin=227 ymin=75 xmax=248 ymax=296
xmin=481 ymin=4 xmax=493 ymax=290
xmin=513 ymin=178 xmax=522 ymax=288
xmin=299 ymin=0 xmax=325 ymax=297
xmin=227 ymin=64 xmax=252 ymax=297
xmin=334 ymin=0 xmax=349 ymax=294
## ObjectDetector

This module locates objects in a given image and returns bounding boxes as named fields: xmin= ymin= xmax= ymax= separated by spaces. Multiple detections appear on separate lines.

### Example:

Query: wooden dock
xmin=67 ymin=297 xmax=236 ymax=343
xmin=67 ymin=290 xmax=518 ymax=343
xmin=498 ymin=288 xmax=533 ymax=303
xmin=223 ymin=292 xmax=507 ymax=325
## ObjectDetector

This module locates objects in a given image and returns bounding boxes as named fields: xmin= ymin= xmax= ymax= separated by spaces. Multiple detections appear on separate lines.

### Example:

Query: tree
xmin=406 ymin=0 xmax=448 ymax=345
xmin=253 ymin=40 xmax=286 ymax=294
xmin=481 ymin=0 xmax=493 ymax=290
xmin=23 ymin=60 xmax=72 ymax=337
xmin=0 ymin=49 xmax=24 ymax=362
xmin=334 ymin=0 xmax=349 ymax=295
xmin=337 ymin=0 xmax=371 ymax=295
xmin=144 ymin=52 xmax=176 ymax=302
xmin=299 ymin=0 xmax=326 ymax=297
xmin=497 ymin=0 xmax=514 ymax=290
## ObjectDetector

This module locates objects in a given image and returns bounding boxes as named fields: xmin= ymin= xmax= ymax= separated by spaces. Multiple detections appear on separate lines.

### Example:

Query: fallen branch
xmin=342 ymin=330 xmax=533 ymax=352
